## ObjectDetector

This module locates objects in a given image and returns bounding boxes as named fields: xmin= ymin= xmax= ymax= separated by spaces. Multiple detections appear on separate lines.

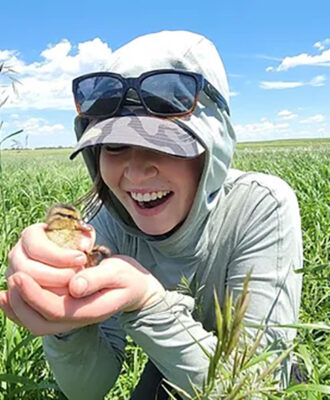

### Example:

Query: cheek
xmin=99 ymin=153 xmax=119 ymax=189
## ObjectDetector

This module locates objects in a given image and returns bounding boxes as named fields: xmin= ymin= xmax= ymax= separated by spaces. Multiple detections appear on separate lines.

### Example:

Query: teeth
xmin=131 ymin=190 xmax=170 ymax=202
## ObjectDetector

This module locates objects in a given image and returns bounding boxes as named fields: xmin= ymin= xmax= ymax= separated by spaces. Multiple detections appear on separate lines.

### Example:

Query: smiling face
xmin=99 ymin=145 xmax=204 ymax=235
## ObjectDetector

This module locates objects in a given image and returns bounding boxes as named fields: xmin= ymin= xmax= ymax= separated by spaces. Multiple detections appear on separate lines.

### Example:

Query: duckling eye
xmin=57 ymin=212 xmax=72 ymax=219
xmin=58 ymin=213 xmax=75 ymax=220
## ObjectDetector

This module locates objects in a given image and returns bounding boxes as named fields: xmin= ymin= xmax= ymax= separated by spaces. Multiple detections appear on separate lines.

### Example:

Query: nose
xmin=123 ymin=148 xmax=158 ymax=183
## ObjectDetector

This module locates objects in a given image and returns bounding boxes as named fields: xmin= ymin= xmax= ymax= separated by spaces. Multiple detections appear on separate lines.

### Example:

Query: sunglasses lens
xmin=141 ymin=73 xmax=197 ymax=115
xmin=75 ymin=76 xmax=123 ymax=116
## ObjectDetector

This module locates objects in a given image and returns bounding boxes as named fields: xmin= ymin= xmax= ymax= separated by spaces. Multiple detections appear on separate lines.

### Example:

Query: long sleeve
xmin=225 ymin=173 xmax=302 ymax=326
xmin=224 ymin=173 xmax=303 ymax=385
xmin=120 ymin=172 xmax=303 ymax=397
xmin=120 ymin=291 xmax=217 ymax=397
xmin=42 ymin=314 xmax=126 ymax=400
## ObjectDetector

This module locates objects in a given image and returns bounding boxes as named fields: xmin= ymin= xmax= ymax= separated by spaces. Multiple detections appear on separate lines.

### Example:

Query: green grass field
xmin=0 ymin=139 xmax=329 ymax=399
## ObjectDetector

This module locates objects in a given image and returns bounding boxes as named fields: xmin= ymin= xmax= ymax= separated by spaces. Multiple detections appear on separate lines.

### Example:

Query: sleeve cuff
xmin=119 ymin=290 xmax=195 ymax=327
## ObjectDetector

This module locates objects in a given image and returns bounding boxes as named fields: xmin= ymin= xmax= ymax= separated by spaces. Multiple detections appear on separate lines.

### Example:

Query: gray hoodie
xmin=43 ymin=31 xmax=302 ymax=399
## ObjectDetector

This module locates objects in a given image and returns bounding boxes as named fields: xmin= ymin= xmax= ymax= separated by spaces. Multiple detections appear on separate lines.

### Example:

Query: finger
xmin=11 ymin=271 xmax=128 ymax=323
xmin=0 ymin=290 xmax=22 ymax=325
xmin=78 ymin=224 xmax=96 ymax=253
xmin=69 ymin=256 xmax=130 ymax=298
xmin=20 ymin=223 xmax=88 ymax=267
xmin=9 ymin=242 xmax=82 ymax=287
xmin=7 ymin=280 xmax=82 ymax=336
xmin=7 ymin=264 xmax=77 ymax=291
xmin=47 ymin=286 xmax=70 ymax=296
xmin=8 ymin=273 xmax=71 ymax=321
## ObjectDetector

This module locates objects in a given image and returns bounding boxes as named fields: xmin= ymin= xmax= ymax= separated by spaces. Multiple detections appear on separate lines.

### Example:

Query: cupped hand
xmin=0 ymin=255 xmax=165 ymax=336
xmin=6 ymin=223 xmax=95 ymax=288
xmin=0 ymin=221 xmax=95 ymax=330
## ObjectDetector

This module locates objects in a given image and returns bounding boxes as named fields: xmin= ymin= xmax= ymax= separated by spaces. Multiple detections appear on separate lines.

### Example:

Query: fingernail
xmin=79 ymin=237 xmax=92 ymax=252
xmin=8 ymin=275 xmax=21 ymax=288
xmin=73 ymin=277 xmax=88 ymax=296
xmin=13 ymin=275 xmax=22 ymax=287
xmin=74 ymin=254 xmax=86 ymax=265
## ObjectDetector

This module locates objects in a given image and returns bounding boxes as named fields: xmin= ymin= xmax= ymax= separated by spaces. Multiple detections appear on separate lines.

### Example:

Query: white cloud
xmin=234 ymin=120 xmax=289 ymax=137
xmin=0 ymin=50 xmax=18 ymax=63
xmin=309 ymin=75 xmax=326 ymax=86
xmin=260 ymin=81 xmax=303 ymax=89
xmin=256 ymin=54 xmax=282 ymax=62
xmin=234 ymin=117 xmax=328 ymax=141
xmin=229 ymin=91 xmax=239 ymax=97
xmin=300 ymin=114 xmax=325 ymax=124
xmin=276 ymin=50 xmax=330 ymax=71
xmin=266 ymin=39 xmax=330 ymax=71
xmin=1 ymin=38 xmax=113 ymax=110
xmin=278 ymin=110 xmax=298 ymax=120
xmin=8 ymin=117 xmax=65 ymax=135
xmin=260 ymin=75 xmax=326 ymax=90
xmin=314 ymin=38 xmax=330 ymax=51
xmin=41 ymin=40 xmax=72 ymax=62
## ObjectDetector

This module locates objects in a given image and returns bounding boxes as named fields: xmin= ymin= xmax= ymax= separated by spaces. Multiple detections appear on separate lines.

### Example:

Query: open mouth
xmin=130 ymin=191 xmax=173 ymax=209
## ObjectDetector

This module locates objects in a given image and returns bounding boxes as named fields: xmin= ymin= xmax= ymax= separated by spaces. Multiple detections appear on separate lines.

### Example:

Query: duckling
xmin=45 ymin=203 xmax=111 ymax=267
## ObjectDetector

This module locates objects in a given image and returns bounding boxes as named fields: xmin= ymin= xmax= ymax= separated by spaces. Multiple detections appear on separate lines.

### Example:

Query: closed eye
xmin=103 ymin=144 xmax=130 ymax=153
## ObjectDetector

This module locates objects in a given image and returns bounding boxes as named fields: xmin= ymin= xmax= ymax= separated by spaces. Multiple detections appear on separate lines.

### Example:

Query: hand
xmin=0 ymin=255 xmax=165 ymax=336
xmin=0 ymin=221 xmax=92 ymax=328
xmin=6 ymin=223 xmax=94 ymax=290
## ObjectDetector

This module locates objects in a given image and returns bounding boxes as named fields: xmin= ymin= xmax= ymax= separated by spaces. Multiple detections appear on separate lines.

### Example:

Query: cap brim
xmin=70 ymin=113 xmax=204 ymax=160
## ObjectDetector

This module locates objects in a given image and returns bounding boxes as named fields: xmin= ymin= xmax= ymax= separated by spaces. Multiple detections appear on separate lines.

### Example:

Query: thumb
xmin=75 ymin=224 xmax=96 ymax=253
xmin=68 ymin=256 xmax=133 ymax=298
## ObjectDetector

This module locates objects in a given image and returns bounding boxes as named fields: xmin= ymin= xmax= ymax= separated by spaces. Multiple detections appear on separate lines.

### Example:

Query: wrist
xmin=123 ymin=281 xmax=166 ymax=313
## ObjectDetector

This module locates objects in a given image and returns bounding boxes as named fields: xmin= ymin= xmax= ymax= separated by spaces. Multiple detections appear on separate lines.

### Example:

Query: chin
xmin=136 ymin=222 xmax=175 ymax=236
xmin=140 ymin=227 xmax=172 ymax=236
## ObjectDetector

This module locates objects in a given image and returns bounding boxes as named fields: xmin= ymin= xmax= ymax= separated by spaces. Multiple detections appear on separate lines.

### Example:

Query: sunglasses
xmin=72 ymin=69 xmax=230 ymax=119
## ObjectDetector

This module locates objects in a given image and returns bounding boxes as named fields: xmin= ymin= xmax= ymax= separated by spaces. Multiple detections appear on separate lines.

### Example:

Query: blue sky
xmin=1 ymin=0 xmax=329 ymax=148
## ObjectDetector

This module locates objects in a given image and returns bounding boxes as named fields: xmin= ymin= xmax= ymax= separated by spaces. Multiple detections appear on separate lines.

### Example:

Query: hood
xmin=74 ymin=30 xmax=236 ymax=245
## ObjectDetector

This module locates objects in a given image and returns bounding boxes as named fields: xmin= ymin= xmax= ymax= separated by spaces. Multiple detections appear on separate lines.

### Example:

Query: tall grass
xmin=0 ymin=142 xmax=329 ymax=398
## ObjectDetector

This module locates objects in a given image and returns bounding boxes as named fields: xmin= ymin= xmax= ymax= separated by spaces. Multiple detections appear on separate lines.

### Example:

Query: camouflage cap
xmin=70 ymin=106 xmax=205 ymax=160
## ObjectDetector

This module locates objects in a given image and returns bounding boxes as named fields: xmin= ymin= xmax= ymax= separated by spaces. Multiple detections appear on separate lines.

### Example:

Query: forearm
xmin=120 ymin=291 xmax=217 ymax=397
xmin=43 ymin=322 xmax=125 ymax=400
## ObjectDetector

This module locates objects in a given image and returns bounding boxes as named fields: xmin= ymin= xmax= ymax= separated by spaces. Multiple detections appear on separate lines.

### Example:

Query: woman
xmin=0 ymin=30 xmax=302 ymax=399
